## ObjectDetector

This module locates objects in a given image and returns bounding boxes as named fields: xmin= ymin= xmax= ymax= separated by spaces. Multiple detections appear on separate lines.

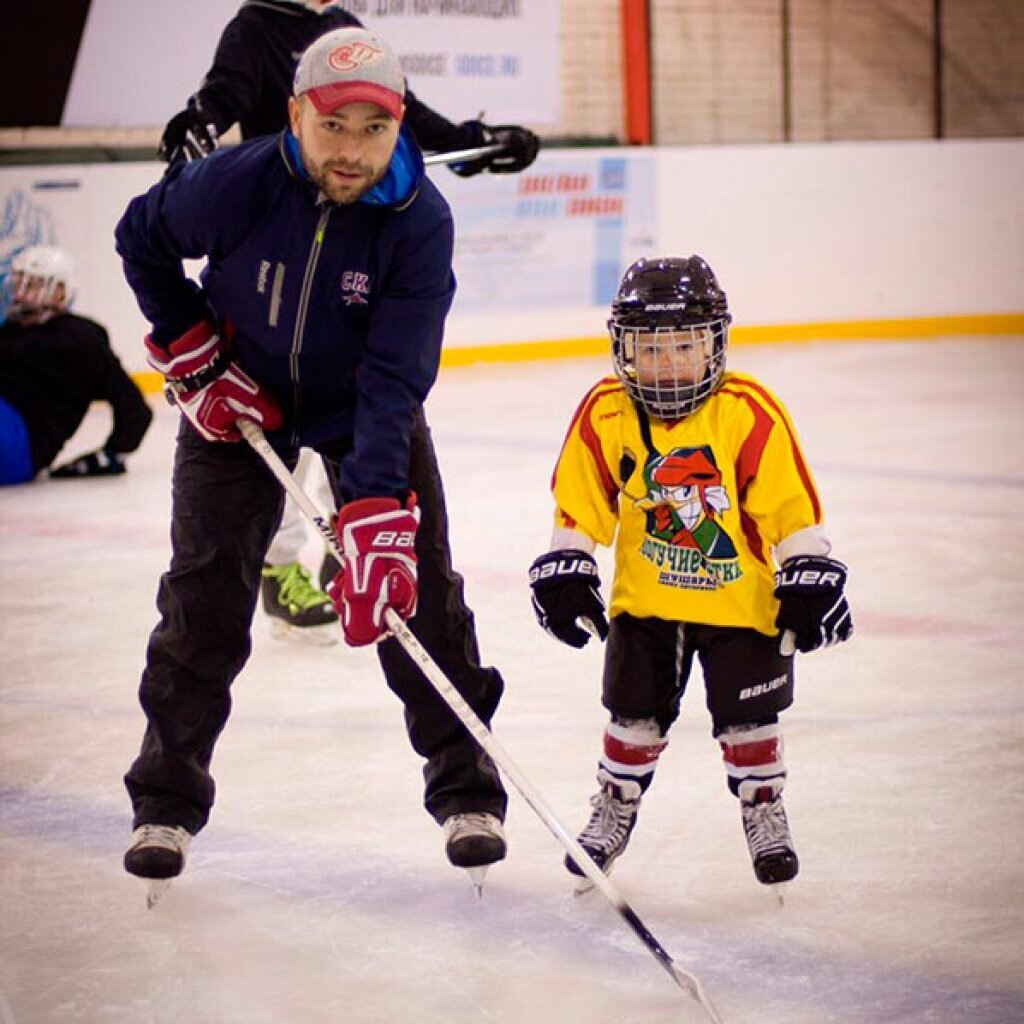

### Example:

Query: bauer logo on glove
xmin=328 ymin=496 xmax=420 ymax=647
xmin=528 ymin=549 xmax=609 ymax=649
xmin=774 ymin=555 xmax=854 ymax=654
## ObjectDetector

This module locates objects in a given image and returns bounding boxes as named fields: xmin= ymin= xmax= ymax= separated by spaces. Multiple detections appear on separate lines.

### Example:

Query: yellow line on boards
xmin=440 ymin=313 xmax=1024 ymax=366
xmin=131 ymin=313 xmax=1024 ymax=393
xmin=732 ymin=313 xmax=1024 ymax=345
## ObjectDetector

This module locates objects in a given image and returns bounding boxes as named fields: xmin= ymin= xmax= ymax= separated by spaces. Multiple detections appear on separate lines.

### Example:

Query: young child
xmin=528 ymin=255 xmax=853 ymax=891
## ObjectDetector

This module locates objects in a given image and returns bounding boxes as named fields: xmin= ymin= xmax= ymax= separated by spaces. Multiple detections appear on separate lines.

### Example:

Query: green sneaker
xmin=260 ymin=562 xmax=338 ymax=643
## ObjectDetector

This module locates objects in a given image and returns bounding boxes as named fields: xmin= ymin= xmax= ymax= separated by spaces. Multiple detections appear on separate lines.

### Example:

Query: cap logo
xmin=328 ymin=41 xmax=384 ymax=73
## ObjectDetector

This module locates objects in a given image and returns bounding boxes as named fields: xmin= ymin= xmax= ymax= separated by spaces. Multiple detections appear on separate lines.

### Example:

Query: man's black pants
xmin=125 ymin=412 xmax=507 ymax=834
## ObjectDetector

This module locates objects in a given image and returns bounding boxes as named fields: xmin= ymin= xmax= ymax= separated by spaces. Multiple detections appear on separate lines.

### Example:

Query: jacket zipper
xmin=290 ymin=203 xmax=332 ymax=446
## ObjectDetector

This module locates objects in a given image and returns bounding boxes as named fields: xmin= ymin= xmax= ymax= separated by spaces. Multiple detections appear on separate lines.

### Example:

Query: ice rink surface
xmin=2 ymin=337 xmax=1023 ymax=1024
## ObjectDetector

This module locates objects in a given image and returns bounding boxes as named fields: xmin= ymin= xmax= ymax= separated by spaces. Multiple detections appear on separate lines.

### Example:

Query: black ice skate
xmin=566 ymin=772 xmax=642 ymax=893
xmin=124 ymin=824 xmax=192 ymax=908
xmin=261 ymin=562 xmax=338 ymax=645
xmin=741 ymin=794 xmax=799 ymax=891
xmin=443 ymin=812 xmax=506 ymax=896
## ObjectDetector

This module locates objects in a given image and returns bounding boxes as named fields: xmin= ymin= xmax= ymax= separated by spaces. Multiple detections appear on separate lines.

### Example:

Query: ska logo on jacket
xmin=341 ymin=270 xmax=371 ymax=306
xmin=632 ymin=445 xmax=742 ymax=591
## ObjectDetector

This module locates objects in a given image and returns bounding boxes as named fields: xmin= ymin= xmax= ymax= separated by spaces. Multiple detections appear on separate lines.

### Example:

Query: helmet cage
xmin=611 ymin=316 xmax=729 ymax=419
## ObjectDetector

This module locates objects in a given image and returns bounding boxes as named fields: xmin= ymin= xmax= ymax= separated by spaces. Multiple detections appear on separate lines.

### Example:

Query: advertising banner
xmin=336 ymin=1 xmax=560 ymax=124
xmin=61 ymin=0 xmax=559 ymax=128
xmin=439 ymin=151 xmax=657 ymax=313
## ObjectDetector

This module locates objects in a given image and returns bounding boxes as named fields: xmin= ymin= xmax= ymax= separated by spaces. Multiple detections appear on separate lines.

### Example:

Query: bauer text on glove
xmin=774 ymin=555 xmax=853 ymax=653
xmin=145 ymin=321 xmax=283 ymax=443
xmin=528 ymin=549 xmax=609 ymax=648
xmin=326 ymin=496 xmax=420 ymax=647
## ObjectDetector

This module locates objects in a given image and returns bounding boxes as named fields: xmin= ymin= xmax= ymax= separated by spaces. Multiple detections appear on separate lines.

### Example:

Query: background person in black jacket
xmin=0 ymin=246 xmax=153 ymax=485
xmin=161 ymin=0 xmax=539 ymax=174
xmin=159 ymin=0 xmax=540 ymax=639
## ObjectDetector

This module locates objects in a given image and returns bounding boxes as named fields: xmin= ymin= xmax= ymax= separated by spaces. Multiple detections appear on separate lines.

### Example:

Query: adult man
xmin=0 ymin=245 xmax=152 ymax=485
xmin=116 ymin=27 xmax=508 ymax=898
xmin=160 ymin=0 xmax=539 ymax=638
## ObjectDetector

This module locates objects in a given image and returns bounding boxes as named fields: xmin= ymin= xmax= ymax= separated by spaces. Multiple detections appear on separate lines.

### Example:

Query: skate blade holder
xmin=465 ymin=866 xmax=489 ymax=898
xmin=144 ymin=879 xmax=173 ymax=909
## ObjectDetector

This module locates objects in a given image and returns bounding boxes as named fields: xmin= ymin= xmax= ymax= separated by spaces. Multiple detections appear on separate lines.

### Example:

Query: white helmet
xmin=8 ymin=245 xmax=76 ymax=324
xmin=277 ymin=0 xmax=342 ymax=12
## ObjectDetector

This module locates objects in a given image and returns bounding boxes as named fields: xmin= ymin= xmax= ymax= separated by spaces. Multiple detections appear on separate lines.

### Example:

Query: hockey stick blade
xmin=236 ymin=419 xmax=724 ymax=1023
xmin=382 ymin=611 xmax=724 ymax=1024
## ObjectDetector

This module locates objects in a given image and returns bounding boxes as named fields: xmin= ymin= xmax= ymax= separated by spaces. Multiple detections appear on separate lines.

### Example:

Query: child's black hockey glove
xmin=774 ymin=555 xmax=853 ymax=653
xmin=529 ymin=549 xmax=608 ymax=649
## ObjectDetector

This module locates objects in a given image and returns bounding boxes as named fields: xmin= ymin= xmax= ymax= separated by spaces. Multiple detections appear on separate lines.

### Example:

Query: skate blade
xmin=464 ymin=866 xmax=489 ymax=898
xmin=772 ymin=881 xmax=790 ymax=907
xmin=268 ymin=618 xmax=338 ymax=646
xmin=145 ymin=879 xmax=172 ymax=909
xmin=571 ymin=874 xmax=596 ymax=896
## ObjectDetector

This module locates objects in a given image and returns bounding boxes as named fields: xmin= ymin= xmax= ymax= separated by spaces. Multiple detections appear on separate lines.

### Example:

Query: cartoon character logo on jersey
xmin=634 ymin=446 xmax=743 ymax=589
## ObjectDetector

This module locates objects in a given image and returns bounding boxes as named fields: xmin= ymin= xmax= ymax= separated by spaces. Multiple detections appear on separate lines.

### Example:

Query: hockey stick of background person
xmin=235 ymin=418 xmax=725 ymax=1024
xmin=421 ymin=143 xmax=506 ymax=167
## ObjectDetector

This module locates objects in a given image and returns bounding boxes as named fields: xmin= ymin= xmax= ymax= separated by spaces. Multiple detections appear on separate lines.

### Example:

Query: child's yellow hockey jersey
xmin=551 ymin=372 xmax=824 ymax=636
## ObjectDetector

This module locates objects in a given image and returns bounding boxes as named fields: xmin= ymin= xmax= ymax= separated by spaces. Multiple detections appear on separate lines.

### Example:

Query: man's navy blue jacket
xmin=115 ymin=128 xmax=455 ymax=500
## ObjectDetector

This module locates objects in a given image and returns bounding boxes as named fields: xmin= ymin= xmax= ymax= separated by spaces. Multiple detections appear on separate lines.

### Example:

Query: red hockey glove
xmin=326 ymin=496 xmax=420 ymax=647
xmin=145 ymin=322 xmax=283 ymax=442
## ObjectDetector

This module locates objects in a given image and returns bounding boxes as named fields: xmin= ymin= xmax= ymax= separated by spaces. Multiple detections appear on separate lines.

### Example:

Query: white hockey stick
xmin=236 ymin=419 xmax=724 ymax=1024
xmin=422 ymin=143 xmax=506 ymax=167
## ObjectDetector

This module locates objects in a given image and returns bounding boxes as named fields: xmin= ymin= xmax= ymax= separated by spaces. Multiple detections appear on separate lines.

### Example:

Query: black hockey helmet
xmin=609 ymin=256 xmax=731 ymax=419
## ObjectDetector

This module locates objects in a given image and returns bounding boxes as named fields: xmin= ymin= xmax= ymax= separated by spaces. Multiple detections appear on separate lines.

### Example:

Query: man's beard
xmin=307 ymin=156 xmax=387 ymax=205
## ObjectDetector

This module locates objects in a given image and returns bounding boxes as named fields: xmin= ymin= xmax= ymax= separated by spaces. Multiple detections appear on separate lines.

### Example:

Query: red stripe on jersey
xmin=739 ymin=508 xmax=767 ymax=565
xmin=720 ymin=737 xmax=781 ymax=768
xmin=551 ymin=378 xmax=621 ymax=491
xmin=719 ymin=386 xmax=775 ymax=564
xmin=604 ymin=732 xmax=667 ymax=766
xmin=557 ymin=510 xmax=579 ymax=530
xmin=553 ymin=378 xmax=622 ymax=502
xmin=730 ymin=393 xmax=773 ymax=498
xmin=723 ymin=378 xmax=822 ymax=523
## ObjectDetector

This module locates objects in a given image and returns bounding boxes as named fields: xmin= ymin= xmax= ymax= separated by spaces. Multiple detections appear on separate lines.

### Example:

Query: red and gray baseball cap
xmin=293 ymin=27 xmax=406 ymax=119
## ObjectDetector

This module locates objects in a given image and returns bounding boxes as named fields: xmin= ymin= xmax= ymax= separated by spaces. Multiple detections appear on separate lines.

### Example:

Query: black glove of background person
xmin=529 ymin=549 xmax=609 ymax=648
xmin=50 ymin=448 xmax=126 ymax=479
xmin=774 ymin=555 xmax=853 ymax=653
xmin=450 ymin=122 xmax=540 ymax=177
xmin=158 ymin=108 xmax=219 ymax=165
